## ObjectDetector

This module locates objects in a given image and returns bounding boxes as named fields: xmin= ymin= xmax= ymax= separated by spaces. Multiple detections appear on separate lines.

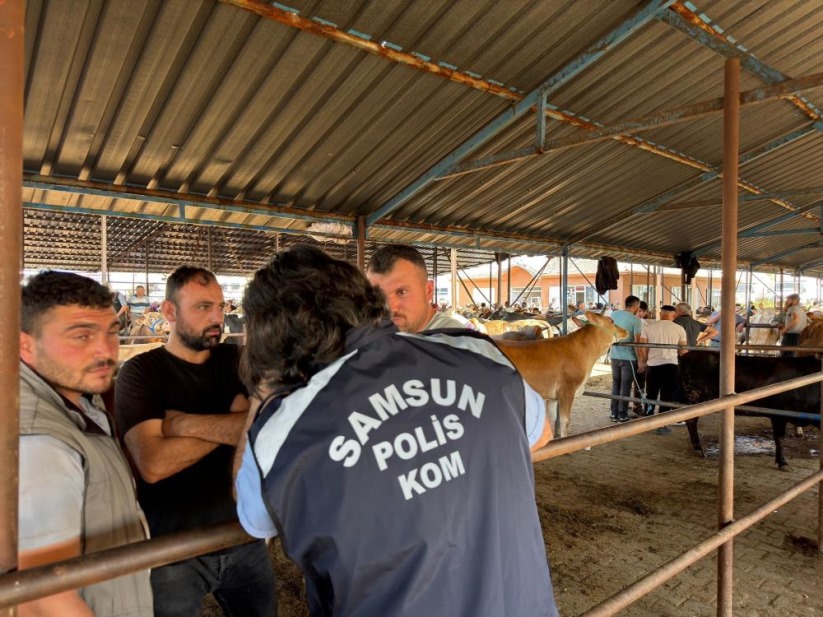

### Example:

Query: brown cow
xmin=799 ymin=313 xmax=823 ymax=354
xmin=495 ymin=311 xmax=628 ymax=439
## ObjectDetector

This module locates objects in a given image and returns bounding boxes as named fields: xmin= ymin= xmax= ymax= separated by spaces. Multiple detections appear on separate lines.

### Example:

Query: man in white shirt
xmin=638 ymin=305 xmax=687 ymax=435
xmin=367 ymin=244 xmax=464 ymax=333
xmin=777 ymin=293 xmax=808 ymax=357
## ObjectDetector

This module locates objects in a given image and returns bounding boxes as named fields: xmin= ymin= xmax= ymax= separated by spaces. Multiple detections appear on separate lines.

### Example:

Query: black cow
xmin=677 ymin=351 xmax=821 ymax=469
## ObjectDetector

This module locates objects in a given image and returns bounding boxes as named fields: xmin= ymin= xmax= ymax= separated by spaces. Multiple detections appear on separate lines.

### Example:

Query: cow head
xmin=582 ymin=310 xmax=629 ymax=340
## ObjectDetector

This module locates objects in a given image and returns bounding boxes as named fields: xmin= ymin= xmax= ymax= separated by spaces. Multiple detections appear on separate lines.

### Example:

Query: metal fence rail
xmin=1 ymin=371 xmax=820 ymax=611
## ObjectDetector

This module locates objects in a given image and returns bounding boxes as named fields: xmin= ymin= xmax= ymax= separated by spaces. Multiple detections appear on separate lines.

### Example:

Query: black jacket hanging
xmin=595 ymin=257 xmax=620 ymax=295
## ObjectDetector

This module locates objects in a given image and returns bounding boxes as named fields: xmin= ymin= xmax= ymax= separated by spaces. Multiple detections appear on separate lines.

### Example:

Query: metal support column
xmin=507 ymin=254 xmax=512 ymax=306
xmin=496 ymin=253 xmax=503 ymax=308
xmin=450 ymin=249 xmax=458 ymax=309
xmin=718 ymin=56 xmax=740 ymax=617
xmin=708 ymin=269 xmax=713 ymax=310
xmin=655 ymin=265 xmax=663 ymax=311
xmin=819 ymin=356 xmax=823 ymax=555
xmin=101 ymin=216 xmax=108 ymax=285
xmin=744 ymin=266 xmax=753 ymax=352
xmin=433 ymin=249 xmax=438 ymax=306
xmin=0 ymin=3 xmax=24 ymax=615
xmin=356 ymin=216 xmax=366 ymax=271
xmin=489 ymin=261 xmax=493 ymax=307
xmin=207 ymin=227 xmax=213 ymax=272
xmin=561 ymin=245 xmax=569 ymax=334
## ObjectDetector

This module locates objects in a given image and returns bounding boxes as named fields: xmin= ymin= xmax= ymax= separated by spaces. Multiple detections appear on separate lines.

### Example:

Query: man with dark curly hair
xmin=18 ymin=271 xmax=152 ymax=616
xmin=235 ymin=245 xmax=558 ymax=617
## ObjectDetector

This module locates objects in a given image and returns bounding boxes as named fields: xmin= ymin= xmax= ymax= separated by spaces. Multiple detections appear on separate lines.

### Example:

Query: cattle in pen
xmin=494 ymin=311 xmax=627 ymax=439
xmin=677 ymin=351 xmax=821 ymax=469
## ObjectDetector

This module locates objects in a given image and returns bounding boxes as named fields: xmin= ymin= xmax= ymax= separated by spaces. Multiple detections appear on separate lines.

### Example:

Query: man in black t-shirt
xmin=116 ymin=266 xmax=276 ymax=617
xmin=673 ymin=302 xmax=717 ymax=347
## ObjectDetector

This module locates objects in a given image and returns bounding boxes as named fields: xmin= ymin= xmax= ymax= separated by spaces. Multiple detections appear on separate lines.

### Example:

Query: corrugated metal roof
xmin=16 ymin=0 xmax=823 ymax=277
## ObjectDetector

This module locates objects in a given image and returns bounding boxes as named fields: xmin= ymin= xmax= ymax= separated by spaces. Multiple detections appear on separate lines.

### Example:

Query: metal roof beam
xmin=751 ymin=240 xmax=823 ymax=267
xmin=219 ymin=0 xmax=527 ymax=104
xmin=629 ymin=126 xmax=815 ymax=215
xmin=653 ymin=186 xmax=823 ymax=212
xmin=23 ymin=176 xmax=353 ymax=227
xmin=22 ymin=202 xmax=350 ymax=241
xmin=566 ymin=127 xmax=817 ymax=245
xmin=539 ymin=72 xmax=823 ymax=154
xmin=693 ymin=201 xmax=823 ymax=256
xmin=365 ymin=0 xmax=677 ymax=226
xmin=799 ymin=257 xmax=823 ymax=272
xmin=446 ymin=70 xmax=823 ymax=178
xmin=662 ymin=2 xmax=823 ymax=125
xmin=744 ymin=228 xmax=821 ymax=238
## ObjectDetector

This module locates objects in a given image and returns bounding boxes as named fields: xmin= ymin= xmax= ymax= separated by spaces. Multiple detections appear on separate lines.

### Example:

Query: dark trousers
xmin=151 ymin=540 xmax=277 ymax=617
xmin=610 ymin=359 xmax=636 ymax=418
xmin=645 ymin=363 xmax=678 ymax=415
xmin=781 ymin=332 xmax=800 ymax=357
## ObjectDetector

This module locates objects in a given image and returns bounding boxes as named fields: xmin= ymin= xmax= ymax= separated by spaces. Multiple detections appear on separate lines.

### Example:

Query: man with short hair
xmin=367 ymin=244 xmax=464 ymax=333
xmin=235 ymin=245 xmax=558 ymax=616
xmin=777 ymin=293 xmax=808 ymax=357
xmin=116 ymin=266 xmax=276 ymax=617
xmin=18 ymin=271 xmax=152 ymax=617
xmin=609 ymin=295 xmax=643 ymax=423
xmin=638 ymin=305 xmax=688 ymax=434
xmin=673 ymin=302 xmax=717 ymax=347
xmin=127 ymin=284 xmax=151 ymax=320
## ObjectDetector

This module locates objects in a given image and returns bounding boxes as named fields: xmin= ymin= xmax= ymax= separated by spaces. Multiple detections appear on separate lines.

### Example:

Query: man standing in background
xmin=638 ymin=305 xmax=687 ymax=434
xmin=127 ymin=284 xmax=151 ymax=320
xmin=777 ymin=293 xmax=808 ymax=356
xmin=609 ymin=295 xmax=643 ymax=423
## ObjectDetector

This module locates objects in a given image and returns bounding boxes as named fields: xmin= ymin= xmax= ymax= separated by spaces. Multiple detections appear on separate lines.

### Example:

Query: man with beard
xmin=19 ymin=271 xmax=152 ymax=616
xmin=116 ymin=266 xmax=277 ymax=617
xmin=366 ymin=244 xmax=464 ymax=333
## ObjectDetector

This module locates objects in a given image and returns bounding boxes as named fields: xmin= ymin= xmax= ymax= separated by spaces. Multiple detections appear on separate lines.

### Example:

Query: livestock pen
xmin=5 ymin=0 xmax=823 ymax=615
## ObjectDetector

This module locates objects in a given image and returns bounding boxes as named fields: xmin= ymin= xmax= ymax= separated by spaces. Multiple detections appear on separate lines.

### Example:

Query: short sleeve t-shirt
xmin=127 ymin=294 xmax=151 ymax=318
xmin=786 ymin=305 xmax=808 ymax=334
xmin=641 ymin=320 xmax=687 ymax=366
xmin=673 ymin=315 xmax=706 ymax=347
xmin=609 ymin=310 xmax=642 ymax=361
xmin=115 ymin=344 xmax=246 ymax=536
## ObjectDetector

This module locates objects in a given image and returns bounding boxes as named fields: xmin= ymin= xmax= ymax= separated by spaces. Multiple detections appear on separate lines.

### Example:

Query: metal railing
xmin=1 ymin=363 xmax=820 ymax=613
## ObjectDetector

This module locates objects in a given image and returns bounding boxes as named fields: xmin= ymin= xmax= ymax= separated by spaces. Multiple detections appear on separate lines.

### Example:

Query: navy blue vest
xmin=249 ymin=323 xmax=557 ymax=617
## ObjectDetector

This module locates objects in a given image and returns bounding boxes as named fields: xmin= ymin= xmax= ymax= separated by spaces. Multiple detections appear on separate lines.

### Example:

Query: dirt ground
xmin=204 ymin=367 xmax=823 ymax=616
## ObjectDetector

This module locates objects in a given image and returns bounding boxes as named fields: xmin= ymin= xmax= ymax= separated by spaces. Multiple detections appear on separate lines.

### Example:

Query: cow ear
xmin=572 ymin=316 xmax=584 ymax=328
